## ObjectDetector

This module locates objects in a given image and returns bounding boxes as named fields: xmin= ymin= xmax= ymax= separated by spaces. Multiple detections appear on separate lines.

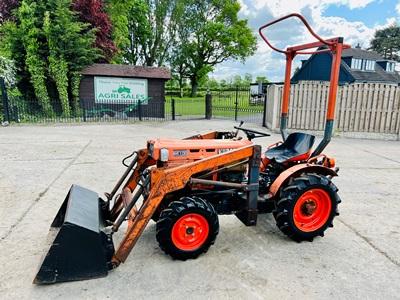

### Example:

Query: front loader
xmin=34 ymin=13 xmax=348 ymax=284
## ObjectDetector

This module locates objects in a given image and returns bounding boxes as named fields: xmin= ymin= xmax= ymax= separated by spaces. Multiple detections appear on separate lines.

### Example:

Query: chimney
xmin=355 ymin=43 xmax=361 ymax=49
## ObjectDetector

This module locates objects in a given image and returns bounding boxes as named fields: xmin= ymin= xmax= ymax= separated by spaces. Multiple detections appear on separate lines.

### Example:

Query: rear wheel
xmin=273 ymin=173 xmax=341 ymax=242
xmin=156 ymin=196 xmax=219 ymax=260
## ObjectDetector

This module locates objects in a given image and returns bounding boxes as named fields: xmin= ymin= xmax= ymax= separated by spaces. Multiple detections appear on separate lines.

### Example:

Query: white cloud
xmin=250 ymin=0 xmax=374 ymax=15
xmin=212 ymin=0 xmax=396 ymax=82
xmin=238 ymin=0 xmax=251 ymax=16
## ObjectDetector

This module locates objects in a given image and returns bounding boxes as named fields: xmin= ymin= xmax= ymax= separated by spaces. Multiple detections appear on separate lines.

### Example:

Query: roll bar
xmin=259 ymin=13 xmax=350 ymax=156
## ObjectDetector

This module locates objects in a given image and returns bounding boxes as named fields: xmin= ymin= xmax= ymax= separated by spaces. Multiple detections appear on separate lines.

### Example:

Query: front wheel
xmin=273 ymin=173 xmax=341 ymax=242
xmin=156 ymin=196 xmax=219 ymax=260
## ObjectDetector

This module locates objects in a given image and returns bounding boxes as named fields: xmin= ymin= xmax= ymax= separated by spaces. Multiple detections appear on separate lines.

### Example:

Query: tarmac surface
xmin=0 ymin=120 xmax=399 ymax=299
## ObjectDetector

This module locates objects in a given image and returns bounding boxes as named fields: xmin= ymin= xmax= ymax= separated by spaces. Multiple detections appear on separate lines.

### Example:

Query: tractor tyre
xmin=273 ymin=173 xmax=341 ymax=242
xmin=156 ymin=196 xmax=219 ymax=260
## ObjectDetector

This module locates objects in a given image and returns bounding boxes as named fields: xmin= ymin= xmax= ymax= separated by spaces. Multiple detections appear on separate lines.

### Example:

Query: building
xmin=292 ymin=46 xmax=400 ymax=85
xmin=80 ymin=64 xmax=171 ymax=118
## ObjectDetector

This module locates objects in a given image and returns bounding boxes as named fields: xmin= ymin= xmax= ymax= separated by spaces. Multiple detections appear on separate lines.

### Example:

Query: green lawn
xmin=165 ymin=95 xmax=264 ymax=118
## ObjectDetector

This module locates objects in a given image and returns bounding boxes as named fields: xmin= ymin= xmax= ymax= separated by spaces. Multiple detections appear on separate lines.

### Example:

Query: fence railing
xmin=265 ymin=81 xmax=400 ymax=137
xmin=165 ymin=86 xmax=250 ymax=98
xmin=1 ymin=84 xmax=265 ymax=124
xmin=164 ymin=86 xmax=265 ymax=123
xmin=3 ymin=97 xmax=165 ymax=123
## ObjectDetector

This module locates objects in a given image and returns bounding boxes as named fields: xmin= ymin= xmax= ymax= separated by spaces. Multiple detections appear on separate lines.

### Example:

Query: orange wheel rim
xmin=171 ymin=213 xmax=209 ymax=251
xmin=293 ymin=189 xmax=332 ymax=232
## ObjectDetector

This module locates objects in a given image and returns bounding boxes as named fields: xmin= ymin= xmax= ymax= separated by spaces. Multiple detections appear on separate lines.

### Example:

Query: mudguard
xmin=269 ymin=163 xmax=338 ymax=197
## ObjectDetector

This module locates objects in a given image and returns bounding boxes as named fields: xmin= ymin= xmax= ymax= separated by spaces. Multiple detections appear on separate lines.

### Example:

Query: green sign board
xmin=94 ymin=77 xmax=148 ymax=104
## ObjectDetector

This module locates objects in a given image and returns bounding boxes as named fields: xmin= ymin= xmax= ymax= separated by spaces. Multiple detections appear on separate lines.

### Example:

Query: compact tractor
xmin=34 ymin=13 xmax=348 ymax=284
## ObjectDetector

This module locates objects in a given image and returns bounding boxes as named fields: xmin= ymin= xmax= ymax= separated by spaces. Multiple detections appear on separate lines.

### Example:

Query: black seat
xmin=265 ymin=132 xmax=315 ymax=163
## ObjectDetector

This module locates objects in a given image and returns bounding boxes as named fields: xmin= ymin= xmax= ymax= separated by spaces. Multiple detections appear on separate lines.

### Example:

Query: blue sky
xmin=324 ymin=0 xmax=394 ymax=27
xmin=211 ymin=0 xmax=400 ymax=82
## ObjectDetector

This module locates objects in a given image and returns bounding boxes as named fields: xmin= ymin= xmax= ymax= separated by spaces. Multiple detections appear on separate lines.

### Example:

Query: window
xmin=351 ymin=58 xmax=362 ymax=70
xmin=351 ymin=58 xmax=375 ymax=71
xmin=364 ymin=60 xmax=375 ymax=71
xmin=386 ymin=62 xmax=395 ymax=72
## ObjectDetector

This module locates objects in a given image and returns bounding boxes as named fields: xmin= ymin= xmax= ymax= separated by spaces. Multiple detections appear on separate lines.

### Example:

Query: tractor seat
xmin=265 ymin=132 xmax=315 ymax=163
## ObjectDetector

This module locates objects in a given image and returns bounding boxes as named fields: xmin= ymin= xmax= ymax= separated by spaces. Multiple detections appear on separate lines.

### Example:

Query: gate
xmin=211 ymin=86 xmax=266 ymax=124
xmin=165 ymin=97 xmax=205 ymax=120
xmin=165 ymin=87 xmax=266 ymax=125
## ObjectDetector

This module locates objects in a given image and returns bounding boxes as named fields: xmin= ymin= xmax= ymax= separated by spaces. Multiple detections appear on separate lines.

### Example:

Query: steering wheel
xmin=234 ymin=126 xmax=271 ymax=140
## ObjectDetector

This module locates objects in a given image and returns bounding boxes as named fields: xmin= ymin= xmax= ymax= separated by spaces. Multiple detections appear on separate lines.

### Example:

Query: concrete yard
xmin=0 ymin=120 xmax=399 ymax=299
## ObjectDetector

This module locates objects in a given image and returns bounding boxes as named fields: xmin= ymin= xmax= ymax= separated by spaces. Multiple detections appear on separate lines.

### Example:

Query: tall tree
xmin=107 ymin=0 xmax=149 ymax=64
xmin=107 ymin=0 xmax=180 ymax=66
xmin=142 ymin=0 xmax=181 ymax=66
xmin=169 ymin=0 xmax=191 ymax=96
xmin=370 ymin=24 xmax=400 ymax=62
xmin=173 ymin=0 xmax=256 ymax=96
xmin=0 ymin=0 xmax=19 ymax=23
xmin=2 ymin=0 xmax=99 ymax=116
xmin=72 ymin=0 xmax=116 ymax=62
xmin=17 ymin=0 xmax=53 ymax=115
xmin=44 ymin=0 xmax=100 ymax=116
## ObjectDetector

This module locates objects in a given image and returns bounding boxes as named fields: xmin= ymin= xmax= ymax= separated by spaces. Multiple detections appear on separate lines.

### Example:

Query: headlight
xmin=160 ymin=148 xmax=169 ymax=162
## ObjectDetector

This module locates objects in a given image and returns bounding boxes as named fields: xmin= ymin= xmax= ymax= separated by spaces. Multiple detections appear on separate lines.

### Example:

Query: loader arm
xmin=111 ymin=144 xmax=258 ymax=265
xmin=109 ymin=149 xmax=155 ymax=221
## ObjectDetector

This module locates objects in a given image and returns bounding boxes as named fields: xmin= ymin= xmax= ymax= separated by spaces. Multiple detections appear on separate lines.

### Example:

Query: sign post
xmin=94 ymin=77 xmax=148 ymax=104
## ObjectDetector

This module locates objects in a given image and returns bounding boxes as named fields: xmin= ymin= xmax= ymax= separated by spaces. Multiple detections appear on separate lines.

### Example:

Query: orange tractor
xmin=34 ymin=13 xmax=348 ymax=284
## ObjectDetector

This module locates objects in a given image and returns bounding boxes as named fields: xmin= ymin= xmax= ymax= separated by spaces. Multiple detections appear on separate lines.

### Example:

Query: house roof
xmin=341 ymin=48 xmax=383 ymax=60
xmin=81 ymin=64 xmax=171 ymax=79
xmin=340 ymin=61 xmax=400 ymax=83
xmin=339 ymin=49 xmax=400 ymax=83
xmin=293 ymin=47 xmax=400 ymax=84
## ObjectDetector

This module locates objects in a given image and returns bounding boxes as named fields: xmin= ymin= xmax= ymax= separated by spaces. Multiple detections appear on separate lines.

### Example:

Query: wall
xmin=264 ymin=81 xmax=400 ymax=139
xmin=79 ymin=76 xmax=166 ymax=118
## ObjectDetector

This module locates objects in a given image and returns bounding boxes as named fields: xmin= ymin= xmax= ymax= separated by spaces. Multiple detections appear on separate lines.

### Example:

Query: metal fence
xmin=164 ymin=87 xmax=265 ymax=124
xmin=165 ymin=97 xmax=205 ymax=120
xmin=3 ymin=96 xmax=165 ymax=123
xmin=1 ymin=81 xmax=265 ymax=125
xmin=211 ymin=87 xmax=265 ymax=124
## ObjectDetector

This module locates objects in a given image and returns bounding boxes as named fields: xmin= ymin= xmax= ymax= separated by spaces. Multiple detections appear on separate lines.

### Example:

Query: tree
xmin=107 ymin=0 xmax=180 ymax=66
xmin=169 ymin=0 xmax=191 ymax=96
xmin=142 ymin=0 xmax=181 ymax=66
xmin=255 ymin=76 xmax=268 ymax=84
xmin=72 ymin=0 xmax=116 ymax=62
xmin=243 ymin=73 xmax=252 ymax=85
xmin=43 ymin=0 xmax=100 ymax=116
xmin=0 ymin=0 xmax=19 ymax=23
xmin=170 ymin=48 xmax=190 ymax=97
xmin=2 ymin=0 xmax=99 ymax=116
xmin=0 ymin=56 xmax=17 ymax=86
xmin=219 ymin=79 xmax=227 ymax=88
xmin=370 ymin=24 xmax=400 ymax=62
xmin=17 ymin=0 xmax=53 ymax=115
xmin=232 ymin=75 xmax=242 ymax=86
xmin=175 ymin=0 xmax=257 ymax=96
xmin=202 ymin=76 xmax=219 ymax=90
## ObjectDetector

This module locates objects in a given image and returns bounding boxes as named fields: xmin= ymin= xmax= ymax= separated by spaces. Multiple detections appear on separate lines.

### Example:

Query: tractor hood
xmin=147 ymin=138 xmax=252 ymax=162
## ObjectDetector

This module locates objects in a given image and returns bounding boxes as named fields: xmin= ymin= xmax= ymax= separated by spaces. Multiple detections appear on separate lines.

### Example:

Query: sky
xmin=210 ymin=0 xmax=400 ymax=82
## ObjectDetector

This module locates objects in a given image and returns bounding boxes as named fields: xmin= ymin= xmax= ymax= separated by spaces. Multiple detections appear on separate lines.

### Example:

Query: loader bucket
xmin=34 ymin=185 xmax=115 ymax=284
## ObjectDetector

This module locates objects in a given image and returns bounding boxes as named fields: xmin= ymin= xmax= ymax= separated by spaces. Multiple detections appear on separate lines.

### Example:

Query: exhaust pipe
xmin=34 ymin=185 xmax=115 ymax=284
